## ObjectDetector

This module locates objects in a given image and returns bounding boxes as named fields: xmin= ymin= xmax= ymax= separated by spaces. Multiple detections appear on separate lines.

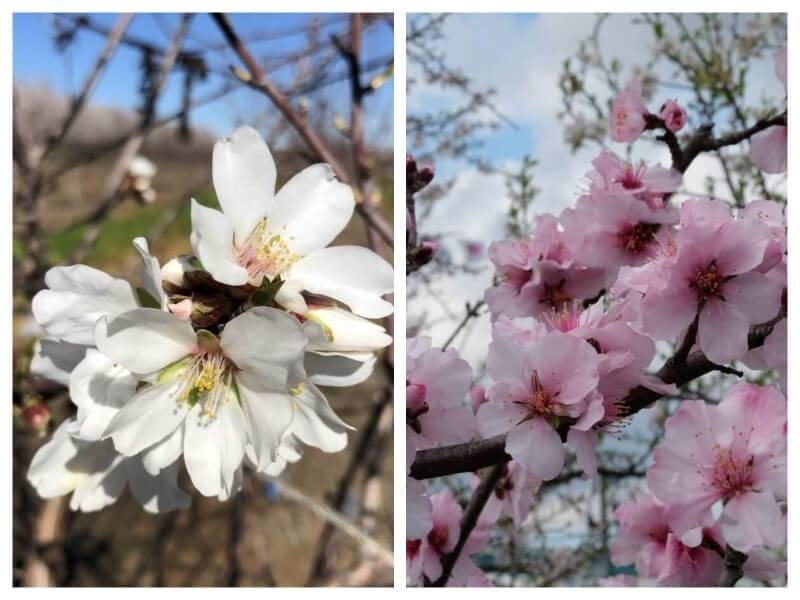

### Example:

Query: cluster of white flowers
xmin=27 ymin=126 xmax=393 ymax=513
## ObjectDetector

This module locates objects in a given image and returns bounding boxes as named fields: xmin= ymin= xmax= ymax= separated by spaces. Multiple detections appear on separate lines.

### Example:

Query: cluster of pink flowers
xmin=610 ymin=383 xmax=786 ymax=585
xmin=413 ymin=45 xmax=786 ymax=587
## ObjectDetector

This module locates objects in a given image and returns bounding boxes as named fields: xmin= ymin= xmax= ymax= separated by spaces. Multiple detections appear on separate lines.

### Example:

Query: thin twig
xmin=429 ymin=461 xmax=508 ymax=586
xmin=274 ymin=478 xmax=393 ymax=568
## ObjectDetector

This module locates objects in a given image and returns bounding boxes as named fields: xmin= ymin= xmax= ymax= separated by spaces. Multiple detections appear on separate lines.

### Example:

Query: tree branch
xmin=429 ymin=460 xmax=507 ymax=586
xmin=410 ymin=306 xmax=785 ymax=480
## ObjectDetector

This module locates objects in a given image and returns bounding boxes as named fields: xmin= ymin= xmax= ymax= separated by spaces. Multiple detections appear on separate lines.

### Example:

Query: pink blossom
xmin=469 ymin=385 xmax=488 ymax=413
xmin=407 ymin=477 xmax=433 ymax=540
xmin=610 ymin=80 xmax=648 ymax=142
xmin=749 ymin=125 xmax=787 ymax=174
xmin=610 ymin=491 xmax=722 ymax=585
xmin=743 ymin=318 xmax=786 ymax=393
xmin=739 ymin=199 xmax=786 ymax=273
xmin=476 ymin=461 xmax=540 ymax=528
xmin=167 ymin=298 xmax=193 ymax=320
xmin=647 ymin=383 xmax=786 ymax=552
xmin=407 ymin=337 xmax=476 ymax=450
xmin=407 ymin=489 xmax=484 ymax=586
xmin=572 ymin=191 xmax=678 ymax=273
xmin=478 ymin=330 xmax=600 ymax=481
xmin=584 ymin=149 xmax=682 ymax=210
xmin=660 ymin=99 xmax=687 ymax=132
xmin=640 ymin=202 xmax=781 ymax=363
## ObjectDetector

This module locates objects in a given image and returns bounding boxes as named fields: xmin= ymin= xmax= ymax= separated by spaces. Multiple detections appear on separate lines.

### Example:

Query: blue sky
xmin=13 ymin=13 xmax=394 ymax=141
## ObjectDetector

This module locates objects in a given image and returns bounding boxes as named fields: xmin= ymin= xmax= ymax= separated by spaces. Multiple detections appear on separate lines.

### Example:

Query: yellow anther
xmin=289 ymin=384 xmax=304 ymax=397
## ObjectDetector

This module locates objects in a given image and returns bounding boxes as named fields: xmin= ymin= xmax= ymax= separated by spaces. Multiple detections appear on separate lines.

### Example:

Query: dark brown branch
xmin=410 ymin=306 xmax=785 ymax=480
xmin=719 ymin=545 xmax=748 ymax=587
xmin=429 ymin=461 xmax=508 ymax=587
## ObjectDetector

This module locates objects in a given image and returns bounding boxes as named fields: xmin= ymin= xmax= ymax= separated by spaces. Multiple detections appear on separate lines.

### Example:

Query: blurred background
xmin=13 ymin=12 xmax=393 ymax=586
xmin=407 ymin=13 xmax=785 ymax=586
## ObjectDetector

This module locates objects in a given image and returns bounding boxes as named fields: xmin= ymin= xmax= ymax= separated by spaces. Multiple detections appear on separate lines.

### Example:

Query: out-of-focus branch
xmin=70 ymin=14 xmax=191 ymax=263
xmin=211 ymin=12 xmax=392 ymax=246
xmin=720 ymin=546 xmax=748 ymax=586
xmin=22 ymin=496 xmax=68 ymax=587
xmin=275 ymin=478 xmax=393 ymax=569
xmin=42 ymin=14 xmax=134 ymax=162
xmin=410 ymin=305 xmax=785 ymax=480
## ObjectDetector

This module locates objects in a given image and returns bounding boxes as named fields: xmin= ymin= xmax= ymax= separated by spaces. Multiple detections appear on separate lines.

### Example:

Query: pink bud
xmin=470 ymin=385 xmax=487 ymax=414
xmin=406 ymin=383 xmax=428 ymax=412
xmin=22 ymin=403 xmax=51 ymax=432
xmin=659 ymin=99 xmax=686 ymax=133
xmin=168 ymin=298 xmax=193 ymax=320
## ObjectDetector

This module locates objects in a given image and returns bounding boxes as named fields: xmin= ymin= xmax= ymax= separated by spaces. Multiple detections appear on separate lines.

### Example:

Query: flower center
xmin=406 ymin=538 xmax=422 ymax=558
xmin=427 ymin=524 xmax=449 ymax=553
xmin=692 ymin=262 xmax=722 ymax=299
xmin=544 ymin=304 xmax=581 ymax=332
xmin=528 ymin=370 xmax=553 ymax=414
xmin=541 ymin=280 xmax=571 ymax=309
xmin=710 ymin=446 xmax=754 ymax=500
xmin=615 ymin=163 xmax=645 ymax=190
xmin=163 ymin=351 xmax=236 ymax=421
xmin=235 ymin=219 xmax=301 ymax=282
xmin=621 ymin=222 xmax=660 ymax=254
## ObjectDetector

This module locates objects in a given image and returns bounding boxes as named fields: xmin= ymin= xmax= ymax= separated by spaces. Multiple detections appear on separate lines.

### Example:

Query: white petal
xmin=217 ymin=466 xmax=243 ymax=501
xmin=289 ymin=246 xmax=393 ymax=318
xmin=238 ymin=377 xmax=293 ymax=470
xmin=104 ymin=380 xmax=188 ymax=456
xmin=94 ymin=309 xmax=195 ymax=376
xmin=275 ymin=279 xmax=308 ymax=314
xmin=218 ymin=400 xmax=247 ymax=496
xmin=305 ymin=306 xmax=392 ymax=353
xmin=290 ymin=382 xmax=352 ymax=452
xmin=212 ymin=126 xmax=275 ymax=243
xmin=32 ymin=265 xmax=137 ymax=344
xmin=268 ymin=164 xmax=354 ymax=255
xmin=27 ymin=420 xmax=84 ymax=498
xmin=69 ymin=349 xmax=137 ymax=441
xmin=190 ymin=199 xmax=249 ymax=286
xmin=183 ymin=404 xmax=223 ymax=497
xmin=132 ymin=237 xmax=167 ymax=309
xmin=305 ymin=352 xmax=377 ymax=387
xmin=141 ymin=426 xmax=184 ymax=476
xmin=221 ymin=307 xmax=307 ymax=382
xmin=70 ymin=451 xmax=127 ymax=512
xmin=125 ymin=458 xmax=191 ymax=513
xmin=30 ymin=339 xmax=87 ymax=386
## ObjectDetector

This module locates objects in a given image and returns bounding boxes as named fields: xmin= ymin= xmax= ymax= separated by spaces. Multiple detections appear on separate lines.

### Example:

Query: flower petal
xmin=183 ymin=403 xmax=223 ymax=497
xmin=141 ymin=426 xmax=184 ymax=476
xmin=132 ymin=237 xmax=167 ymax=309
xmin=221 ymin=307 xmax=307 ymax=383
xmin=290 ymin=382 xmax=351 ymax=452
xmin=190 ymin=199 xmax=249 ymax=286
xmin=125 ymin=457 xmax=191 ymax=513
xmin=698 ymin=299 xmax=749 ymax=364
xmin=30 ymin=339 xmax=88 ymax=386
xmin=506 ymin=417 xmax=564 ymax=481
xmin=32 ymin=265 xmax=137 ymax=345
xmin=95 ymin=308 xmax=195 ymax=376
xmin=212 ymin=126 xmax=275 ymax=242
xmin=268 ymin=164 xmax=354 ymax=255
xmin=69 ymin=348 xmax=137 ymax=441
xmin=237 ymin=377 xmax=293 ymax=470
xmin=289 ymin=246 xmax=393 ymax=318
xmin=104 ymin=380 xmax=188 ymax=456
xmin=305 ymin=352 xmax=377 ymax=387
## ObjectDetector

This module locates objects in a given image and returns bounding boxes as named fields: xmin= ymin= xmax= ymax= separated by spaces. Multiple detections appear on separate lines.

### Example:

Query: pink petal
xmin=698 ymin=298 xmax=749 ymax=363
xmin=505 ymin=417 xmax=564 ymax=481
xmin=749 ymin=126 xmax=787 ymax=174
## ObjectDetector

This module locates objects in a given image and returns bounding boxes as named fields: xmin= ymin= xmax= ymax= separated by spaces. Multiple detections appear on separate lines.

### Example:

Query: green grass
xmin=43 ymin=187 xmax=217 ymax=266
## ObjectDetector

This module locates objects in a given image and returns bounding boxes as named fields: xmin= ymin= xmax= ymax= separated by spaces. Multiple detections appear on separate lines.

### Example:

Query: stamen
xmin=235 ymin=219 xmax=301 ymax=282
